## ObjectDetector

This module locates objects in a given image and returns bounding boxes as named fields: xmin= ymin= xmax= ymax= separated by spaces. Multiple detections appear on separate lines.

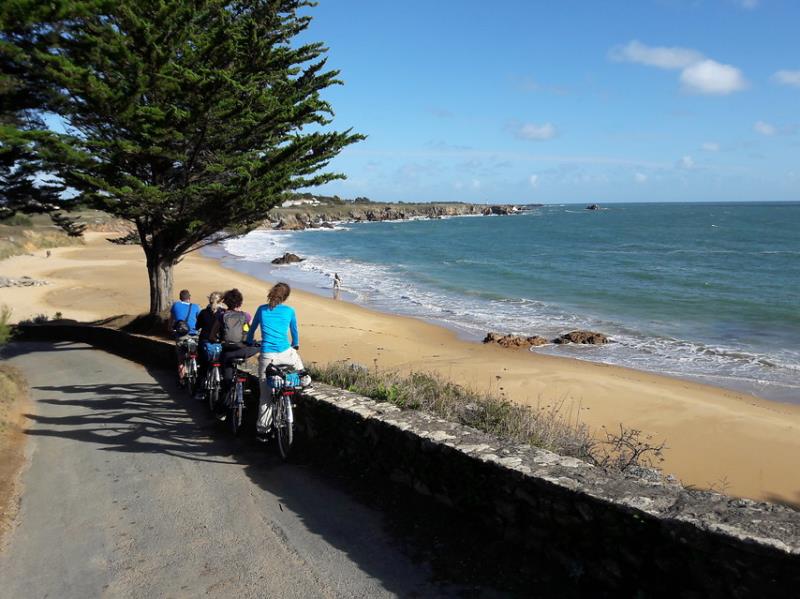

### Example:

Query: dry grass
xmin=309 ymin=362 xmax=596 ymax=461
xmin=0 ymin=365 xmax=27 ymax=434
xmin=309 ymin=361 xmax=667 ymax=474
xmin=0 ymin=227 xmax=83 ymax=260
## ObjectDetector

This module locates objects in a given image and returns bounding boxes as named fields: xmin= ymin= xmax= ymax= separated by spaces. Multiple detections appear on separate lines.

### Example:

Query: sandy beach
xmin=2 ymin=232 xmax=800 ymax=505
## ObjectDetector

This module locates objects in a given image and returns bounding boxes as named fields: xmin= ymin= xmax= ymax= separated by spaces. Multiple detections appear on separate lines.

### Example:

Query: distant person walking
xmin=333 ymin=272 xmax=341 ymax=299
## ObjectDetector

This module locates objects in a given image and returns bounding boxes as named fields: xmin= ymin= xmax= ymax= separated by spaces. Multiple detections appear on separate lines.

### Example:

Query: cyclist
xmin=168 ymin=289 xmax=201 ymax=384
xmin=194 ymin=291 xmax=225 ymax=399
xmin=246 ymin=282 xmax=310 ymax=440
xmin=211 ymin=288 xmax=257 ymax=398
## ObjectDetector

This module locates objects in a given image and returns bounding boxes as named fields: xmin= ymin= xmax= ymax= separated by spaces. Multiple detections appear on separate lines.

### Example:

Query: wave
xmin=218 ymin=227 xmax=800 ymax=403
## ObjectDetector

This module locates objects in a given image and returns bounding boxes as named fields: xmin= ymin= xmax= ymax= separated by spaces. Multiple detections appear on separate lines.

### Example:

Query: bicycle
xmin=203 ymin=344 xmax=223 ymax=413
xmin=222 ymin=357 xmax=249 ymax=436
xmin=264 ymin=364 xmax=304 ymax=459
xmin=176 ymin=335 xmax=199 ymax=396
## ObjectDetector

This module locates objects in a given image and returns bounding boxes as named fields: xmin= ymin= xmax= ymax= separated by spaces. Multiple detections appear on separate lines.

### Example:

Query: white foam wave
xmin=218 ymin=229 xmax=800 ymax=402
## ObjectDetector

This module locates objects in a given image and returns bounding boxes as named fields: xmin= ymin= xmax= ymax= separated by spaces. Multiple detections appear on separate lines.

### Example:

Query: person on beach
xmin=168 ymin=289 xmax=201 ymax=383
xmin=246 ymin=282 xmax=310 ymax=440
xmin=210 ymin=288 xmax=257 ymax=402
xmin=333 ymin=272 xmax=341 ymax=300
xmin=194 ymin=291 xmax=225 ymax=399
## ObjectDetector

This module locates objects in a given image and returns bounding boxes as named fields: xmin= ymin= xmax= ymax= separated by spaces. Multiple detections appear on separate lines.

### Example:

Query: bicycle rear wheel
xmin=186 ymin=359 xmax=198 ymax=396
xmin=275 ymin=394 xmax=294 ymax=459
xmin=229 ymin=382 xmax=244 ymax=436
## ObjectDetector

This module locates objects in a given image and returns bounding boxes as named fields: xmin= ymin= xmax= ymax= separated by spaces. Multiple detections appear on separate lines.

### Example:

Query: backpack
xmin=221 ymin=310 xmax=247 ymax=344
xmin=172 ymin=302 xmax=193 ymax=336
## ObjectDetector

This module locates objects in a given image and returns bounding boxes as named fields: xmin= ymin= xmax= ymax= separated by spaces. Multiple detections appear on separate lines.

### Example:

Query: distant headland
xmin=265 ymin=194 xmax=542 ymax=230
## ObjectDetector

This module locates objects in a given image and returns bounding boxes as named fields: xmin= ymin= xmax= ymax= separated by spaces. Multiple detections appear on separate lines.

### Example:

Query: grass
xmin=0 ymin=305 xmax=12 ymax=345
xmin=0 ymin=227 xmax=83 ymax=260
xmin=309 ymin=361 xmax=667 ymax=474
xmin=0 ymin=364 xmax=27 ymax=434
xmin=309 ymin=362 xmax=596 ymax=461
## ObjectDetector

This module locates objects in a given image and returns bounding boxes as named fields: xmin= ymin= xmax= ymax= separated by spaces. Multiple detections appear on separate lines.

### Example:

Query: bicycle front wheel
xmin=275 ymin=394 xmax=294 ymax=459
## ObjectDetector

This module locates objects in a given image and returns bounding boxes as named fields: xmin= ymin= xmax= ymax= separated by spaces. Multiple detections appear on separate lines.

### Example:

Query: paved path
xmin=1 ymin=341 xmax=457 ymax=598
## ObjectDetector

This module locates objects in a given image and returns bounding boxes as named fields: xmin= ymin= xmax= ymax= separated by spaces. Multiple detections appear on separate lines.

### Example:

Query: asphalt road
xmin=0 ymin=341 xmax=468 ymax=598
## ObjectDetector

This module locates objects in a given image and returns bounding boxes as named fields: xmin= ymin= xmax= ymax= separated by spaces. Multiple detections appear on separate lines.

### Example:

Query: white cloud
xmin=634 ymin=172 xmax=648 ymax=183
xmin=610 ymin=41 xmax=747 ymax=96
xmin=772 ymin=70 xmax=800 ymax=88
xmin=735 ymin=0 xmax=759 ymax=8
xmin=529 ymin=174 xmax=539 ymax=188
xmin=754 ymin=120 xmax=776 ymax=136
xmin=680 ymin=60 xmax=748 ymax=95
xmin=471 ymin=179 xmax=481 ymax=189
xmin=515 ymin=122 xmax=557 ymax=141
xmin=678 ymin=155 xmax=695 ymax=169
xmin=609 ymin=40 xmax=703 ymax=70
xmin=701 ymin=142 xmax=720 ymax=152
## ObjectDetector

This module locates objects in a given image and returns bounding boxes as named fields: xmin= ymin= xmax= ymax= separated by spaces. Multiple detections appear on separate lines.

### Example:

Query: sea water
xmin=213 ymin=202 xmax=800 ymax=402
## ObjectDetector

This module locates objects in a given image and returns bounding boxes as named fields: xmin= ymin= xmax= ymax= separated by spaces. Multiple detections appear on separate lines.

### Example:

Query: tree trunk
xmin=146 ymin=257 xmax=174 ymax=315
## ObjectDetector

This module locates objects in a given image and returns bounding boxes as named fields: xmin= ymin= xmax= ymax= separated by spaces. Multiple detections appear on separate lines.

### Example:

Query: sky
xmin=297 ymin=0 xmax=800 ymax=204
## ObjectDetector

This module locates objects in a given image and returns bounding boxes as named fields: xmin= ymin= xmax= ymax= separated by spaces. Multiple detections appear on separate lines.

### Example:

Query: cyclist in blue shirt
xmin=168 ymin=289 xmax=201 ymax=336
xmin=246 ymin=282 xmax=309 ymax=438
xmin=168 ymin=289 xmax=201 ymax=385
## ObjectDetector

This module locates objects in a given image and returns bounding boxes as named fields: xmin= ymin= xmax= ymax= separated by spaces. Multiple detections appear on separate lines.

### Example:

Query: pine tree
xmin=1 ymin=0 xmax=362 ymax=313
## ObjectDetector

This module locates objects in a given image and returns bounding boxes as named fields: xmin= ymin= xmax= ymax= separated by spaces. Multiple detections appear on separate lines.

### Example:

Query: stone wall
xmin=18 ymin=323 xmax=800 ymax=596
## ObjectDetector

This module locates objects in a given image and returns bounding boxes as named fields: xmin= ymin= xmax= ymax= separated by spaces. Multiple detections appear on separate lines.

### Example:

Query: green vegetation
xmin=310 ymin=362 xmax=596 ymax=460
xmin=1 ymin=0 xmax=362 ymax=314
xmin=0 ymin=305 xmax=12 ymax=345
xmin=0 ymin=218 xmax=83 ymax=260
xmin=310 ymin=362 xmax=667 ymax=473
xmin=0 ymin=364 xmax=26 ymax=433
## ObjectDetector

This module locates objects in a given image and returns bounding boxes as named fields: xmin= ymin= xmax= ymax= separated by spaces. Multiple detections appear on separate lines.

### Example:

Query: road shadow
xmin=15 ymin=341 xmax=543 ymax=597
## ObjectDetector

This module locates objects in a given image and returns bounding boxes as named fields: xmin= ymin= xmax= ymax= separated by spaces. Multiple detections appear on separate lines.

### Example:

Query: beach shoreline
xmin=2 ymin=232 xmax=800 ymax=505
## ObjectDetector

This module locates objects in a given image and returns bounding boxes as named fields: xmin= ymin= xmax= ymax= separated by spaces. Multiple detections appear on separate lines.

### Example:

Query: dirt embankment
xmin=0 ymin=364 xmax=31 ymax=548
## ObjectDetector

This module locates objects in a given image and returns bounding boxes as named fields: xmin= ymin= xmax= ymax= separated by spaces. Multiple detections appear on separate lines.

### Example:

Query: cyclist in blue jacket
xmin=168 ymin=289 xmax=201 ymax=385
xmin=246 ymin=282 xmax=309 ymax=439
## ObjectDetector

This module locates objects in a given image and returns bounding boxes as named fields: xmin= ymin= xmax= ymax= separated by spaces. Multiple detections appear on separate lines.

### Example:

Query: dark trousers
xmin=221 ymin=345 xmax=258 ymax=387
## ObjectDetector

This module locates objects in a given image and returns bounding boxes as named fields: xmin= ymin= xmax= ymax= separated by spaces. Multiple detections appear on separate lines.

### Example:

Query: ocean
xmin=210 ymin=202 xmax=800 ymax=403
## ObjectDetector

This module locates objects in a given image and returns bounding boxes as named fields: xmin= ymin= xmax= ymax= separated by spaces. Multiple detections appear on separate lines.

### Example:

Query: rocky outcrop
xmin=0 ymin=275 xmax=49 ymax=288
xmin=266 ymin=202 xmax=540 ymax=230
xmin=586 ymin=204 xmax=600 ymax=211
xmin=483 ymin=332 xmax=549 ymax=349
xmin=553 ymin=330 xmax=609 ymax=345
xmin=271 ymin=252 xmax=304 ymax=265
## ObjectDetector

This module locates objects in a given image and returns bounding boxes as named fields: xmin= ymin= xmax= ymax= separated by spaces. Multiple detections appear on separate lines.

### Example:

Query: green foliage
xmin=0 ymin=304 xmax=12 ymax=344
xmin=1 ymin=0 xmax=363 ymax=311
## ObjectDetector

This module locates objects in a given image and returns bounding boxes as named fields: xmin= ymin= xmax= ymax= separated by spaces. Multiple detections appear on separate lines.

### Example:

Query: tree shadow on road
xmin=14 ymin=341 xmax=532 ymax=597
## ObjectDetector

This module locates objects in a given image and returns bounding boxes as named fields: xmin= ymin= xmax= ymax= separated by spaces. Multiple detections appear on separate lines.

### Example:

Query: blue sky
xmin=298 ymin=0 xmax=800 ymax=203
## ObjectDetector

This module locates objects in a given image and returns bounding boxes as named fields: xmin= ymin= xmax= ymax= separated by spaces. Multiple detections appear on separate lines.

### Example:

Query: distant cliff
xmin=265 ymin=201 xmax=541 ymax=230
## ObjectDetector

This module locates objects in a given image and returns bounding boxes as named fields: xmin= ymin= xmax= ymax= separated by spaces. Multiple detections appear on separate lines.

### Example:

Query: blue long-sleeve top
xmin=246 ymin=304 xmax=298 ymax=353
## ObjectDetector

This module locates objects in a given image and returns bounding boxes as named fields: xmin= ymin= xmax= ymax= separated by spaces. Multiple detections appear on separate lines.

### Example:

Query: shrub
xmin=0 ymin=305 xmax=12 ymax=345
xmin=309 ymin=361 xmax=668 ymax=475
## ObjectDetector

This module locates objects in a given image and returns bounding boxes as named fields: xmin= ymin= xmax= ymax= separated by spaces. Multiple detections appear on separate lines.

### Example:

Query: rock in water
xmin=552 ymin=330 xmax=609 ymax=345
xmin=483 ymin=332 xmax=549 ymax=349
xmin=271 ymin=252 xmax=305 ymax=265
